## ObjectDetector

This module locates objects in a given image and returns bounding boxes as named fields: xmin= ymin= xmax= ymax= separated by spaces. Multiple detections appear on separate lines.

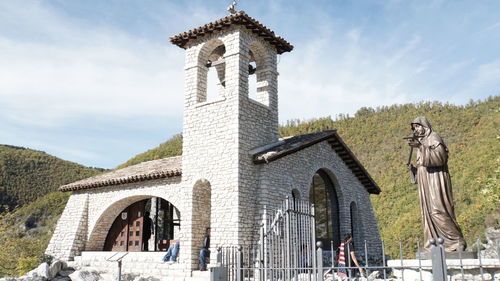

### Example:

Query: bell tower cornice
xmin=170 ymin=11 xmax=293 ymax=54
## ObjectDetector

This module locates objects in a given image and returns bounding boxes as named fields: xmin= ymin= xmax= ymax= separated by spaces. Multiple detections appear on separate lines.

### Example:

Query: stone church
xmin=46 ymin=11 xmax=382 ymax=272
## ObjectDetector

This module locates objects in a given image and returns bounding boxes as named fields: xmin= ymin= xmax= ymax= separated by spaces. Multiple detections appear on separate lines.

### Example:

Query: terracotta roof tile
xmin=170 ymin=11 xmax=293 ymax=54
xmin=59 ymin=156 xmax=182 ymax=192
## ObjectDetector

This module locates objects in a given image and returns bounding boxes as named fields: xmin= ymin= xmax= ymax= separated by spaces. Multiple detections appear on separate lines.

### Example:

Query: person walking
xmin=337 ymin=234 xmax=365 ymax=278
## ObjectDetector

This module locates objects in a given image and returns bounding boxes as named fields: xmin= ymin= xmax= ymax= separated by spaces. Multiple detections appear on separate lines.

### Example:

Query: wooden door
xmin=104 ymin=200 xmax=146 ymax=251
xmin=103 ymin=212 xmax=129 ymax=251
xmin=126 ymin=200 xmax=145 ymax=251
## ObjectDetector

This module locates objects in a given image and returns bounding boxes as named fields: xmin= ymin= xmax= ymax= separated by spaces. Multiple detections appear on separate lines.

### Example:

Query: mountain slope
xmin=0 ymin=97 xmax=498 ymax=277
xmin=123 ymin=97 xmax=500 ymax=256
xmin=116 ymin=134 xmax=182 ymax=169
xmin=0 ymin=147 xmax=104 ymax=276
xmin=0 ymin=145 xmax=104 ymax=212
xmin=279 ymin=97 xmax=499 ymax=255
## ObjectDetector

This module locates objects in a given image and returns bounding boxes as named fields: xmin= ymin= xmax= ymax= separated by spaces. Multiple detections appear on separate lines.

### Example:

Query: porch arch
xmin=191 ymin=179 xmax=211 ymax=244
xmin=86 ymin=194 xmax=182 ymax=251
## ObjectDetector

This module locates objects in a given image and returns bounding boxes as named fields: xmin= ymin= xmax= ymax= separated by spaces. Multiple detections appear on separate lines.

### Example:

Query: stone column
xmin=148 ymin=197 xmax=158 ymax=251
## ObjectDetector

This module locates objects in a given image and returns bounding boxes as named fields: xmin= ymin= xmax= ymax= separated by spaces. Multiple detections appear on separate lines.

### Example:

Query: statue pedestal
xmin=416 ymin=251 xmax=478 ymax=259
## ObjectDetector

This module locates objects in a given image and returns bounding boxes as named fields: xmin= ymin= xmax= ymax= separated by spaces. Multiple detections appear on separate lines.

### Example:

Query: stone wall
xmin=45 ymin=193 xmax=89 ymax=261
xmin=46 ymin=19 xmax=383 ymax=273
xmin=45 ymin=177 xmax=184 ymax=262
xmin=181 ymin=25 xmax=282 ymax=268
xmin=254 ymin=140 xmax=382 ymax=255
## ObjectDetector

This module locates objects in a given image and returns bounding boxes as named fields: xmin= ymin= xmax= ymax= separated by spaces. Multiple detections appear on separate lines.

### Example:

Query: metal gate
xmin=260 ymin=196 xmax=317 ymax=280
xmin=218 ymin=197 xmax=319 ymax=281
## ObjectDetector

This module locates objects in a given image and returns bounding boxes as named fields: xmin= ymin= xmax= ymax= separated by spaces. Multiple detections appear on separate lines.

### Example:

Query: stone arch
xmin=247 ymin=40 xmax=271 ymax=105
xmin=308 ymin=168 xmax=341 ymax=249
xmin=196 ymin=39 xmax=226 ymax=102
xmin=191 ymin=179 xmax=212 ymax=265
xmin=86 ymin=195 xmax=182 ymax=251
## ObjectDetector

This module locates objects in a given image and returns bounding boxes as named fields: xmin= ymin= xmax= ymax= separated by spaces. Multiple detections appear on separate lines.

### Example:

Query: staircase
xmin=69 ymin=252 xmax=210 ymax=281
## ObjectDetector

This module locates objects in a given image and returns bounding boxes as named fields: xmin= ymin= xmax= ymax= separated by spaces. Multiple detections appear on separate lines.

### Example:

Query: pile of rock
xmin=480 ymin=227 xmax=500 ymax=259
xmin=0 ymin=260 xmax=165 ymax=281
xmin=0 ymin=260 xmax=73 ymax=281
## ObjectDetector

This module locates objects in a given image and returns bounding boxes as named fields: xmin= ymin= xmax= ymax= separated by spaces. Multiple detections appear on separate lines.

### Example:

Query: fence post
xmin=316 ymin=241 xmax=324 ymax=281
xmin=430 ymin=238 xmax=447 ymax=281
xmin=217 ymin=247 xmax=222 ymax=266
xmin=117 ymin=260 xmax=122 ymax=281
xmin=285 ymin=197 xmax=292 ymax=281
xmin=237 ymin=245 xmax=243 ymax=281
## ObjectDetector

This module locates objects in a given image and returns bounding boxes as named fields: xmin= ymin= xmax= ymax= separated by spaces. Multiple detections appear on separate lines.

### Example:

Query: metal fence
xmin=212 ymin=198 xmax=500 ymax=281
xmin=215 ymin=239 xmax=499 ymax=281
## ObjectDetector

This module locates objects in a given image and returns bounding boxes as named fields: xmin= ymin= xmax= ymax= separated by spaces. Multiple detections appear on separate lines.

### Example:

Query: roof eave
xmin=58 ymin=170 xmax=182 ymax=192
xmin=253 ymin=131 xmax=381 ymax=195
xmin=169 ymin=11 xmax=293 ymax=54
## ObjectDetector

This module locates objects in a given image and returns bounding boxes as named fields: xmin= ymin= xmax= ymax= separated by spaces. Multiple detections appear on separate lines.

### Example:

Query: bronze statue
xmin=406 ymin=117 xmax=466 ymax=252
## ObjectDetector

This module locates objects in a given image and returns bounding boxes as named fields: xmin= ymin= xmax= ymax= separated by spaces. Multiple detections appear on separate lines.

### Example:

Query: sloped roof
xmin=253 ymin=130 xmax=381 ymax=194
xmin=170 ymin=11 xmax=293 ymax=54
xmin=59 ymin=156 xmax=182 ymax=192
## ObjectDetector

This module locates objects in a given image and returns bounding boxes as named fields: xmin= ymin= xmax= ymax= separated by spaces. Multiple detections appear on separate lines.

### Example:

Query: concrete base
xmin=416 ymin=251 xmax=478 ymax=259
xmin=388 ymin=259 xmax=499 ymax=281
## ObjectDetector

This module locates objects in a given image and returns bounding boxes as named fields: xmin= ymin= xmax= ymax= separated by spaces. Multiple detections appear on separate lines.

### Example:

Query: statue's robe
xmin=414 ymin=125 xmax=466 ymax=251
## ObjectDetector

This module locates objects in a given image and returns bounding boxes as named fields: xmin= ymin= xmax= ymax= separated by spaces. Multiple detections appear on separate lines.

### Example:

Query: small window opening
xmin=205 ymin=45 xmax=226 ymax=102
xmin=207 ymin=66 xmax=220 ymax=101
xmin=248 ymin=61 xmax=258 ymax=101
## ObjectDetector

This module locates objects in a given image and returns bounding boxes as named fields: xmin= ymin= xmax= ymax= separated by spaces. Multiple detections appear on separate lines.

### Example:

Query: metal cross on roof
xmin=227 ymin=1 xmax=237 ymax=14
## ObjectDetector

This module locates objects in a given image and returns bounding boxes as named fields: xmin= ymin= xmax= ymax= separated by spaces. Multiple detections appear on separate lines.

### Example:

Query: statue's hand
xmin=408 ymin=140 xmax=420 ymax=147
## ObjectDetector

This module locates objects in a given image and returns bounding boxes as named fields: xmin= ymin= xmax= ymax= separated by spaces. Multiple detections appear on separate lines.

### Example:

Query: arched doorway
xmin=309 ymin=169 xmax=340 ymax=250
xmin=103 ymin=197 xmax=180 ymax=252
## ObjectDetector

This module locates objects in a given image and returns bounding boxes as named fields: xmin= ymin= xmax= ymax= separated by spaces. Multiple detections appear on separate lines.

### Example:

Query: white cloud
xmin=277 ymin=31 xmax=421 ymax=122
xmin=0 ymin=2 xmax=185 ymax=129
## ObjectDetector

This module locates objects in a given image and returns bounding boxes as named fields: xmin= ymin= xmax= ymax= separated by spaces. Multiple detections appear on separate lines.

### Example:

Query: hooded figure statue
xmin=408 ymin=117 xmax=466 ymax=251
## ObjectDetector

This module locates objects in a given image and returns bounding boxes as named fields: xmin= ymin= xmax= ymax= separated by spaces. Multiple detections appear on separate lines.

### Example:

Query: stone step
xmin=71 ymin=252 xmax=212 ymax=281
xmin=191 ymin=270 xmax=210 ymax=278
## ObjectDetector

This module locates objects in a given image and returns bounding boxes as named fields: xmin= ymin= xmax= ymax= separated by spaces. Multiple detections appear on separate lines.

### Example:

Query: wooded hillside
xmin=0 ymin=145 xmax=104 ymax=212
xmin=124 ymin=96 xmax=500 ymax=256
xmin=0 ymin=97 xmax=498 ymax=277
xmin=0 ymin=146 xmax=103 ymax=276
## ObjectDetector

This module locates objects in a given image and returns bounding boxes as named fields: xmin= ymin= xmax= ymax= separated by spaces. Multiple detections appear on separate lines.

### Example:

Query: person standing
xmin=337 ymin=234 xmax=365 ymax=278
xmin=142 ymin=211 xmax=154 ymax=251
xmin=407 ymin=117 xmax=466 ymax=251
xmin=199 ymin=228 xmax=211 ymax=271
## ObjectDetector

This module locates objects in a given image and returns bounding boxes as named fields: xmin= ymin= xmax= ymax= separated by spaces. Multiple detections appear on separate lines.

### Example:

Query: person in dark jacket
xmin=142 ymin=212 xmax=154 ymax=251
xmin=199 ymin=228 xmax=211 ymax=271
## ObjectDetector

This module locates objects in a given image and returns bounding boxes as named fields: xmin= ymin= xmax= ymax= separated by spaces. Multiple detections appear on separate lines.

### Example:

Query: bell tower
xmin=170 ymin=10 xmax=292 ymax=268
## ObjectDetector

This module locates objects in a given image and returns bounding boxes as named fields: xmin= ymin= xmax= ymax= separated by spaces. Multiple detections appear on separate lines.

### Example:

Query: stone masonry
xmin=45 ymin=11 xmax=383 ymax=275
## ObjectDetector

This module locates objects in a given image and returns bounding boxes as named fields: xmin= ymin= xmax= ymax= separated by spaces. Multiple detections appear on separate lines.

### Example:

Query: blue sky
xmin=1 ymin=0 xmax=499 ymax=169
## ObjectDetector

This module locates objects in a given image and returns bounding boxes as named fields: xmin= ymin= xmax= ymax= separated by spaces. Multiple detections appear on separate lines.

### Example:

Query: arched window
xmin=309 ymin=170 xmax=340 ymax=249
